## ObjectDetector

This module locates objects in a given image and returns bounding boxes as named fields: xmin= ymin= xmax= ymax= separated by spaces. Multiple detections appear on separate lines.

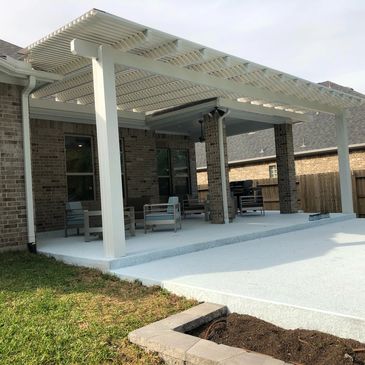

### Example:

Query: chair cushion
xmin=167 ymin=196 xmax=179 ymax=214
xmin=145 ymin=213 xmax=175 ymax=222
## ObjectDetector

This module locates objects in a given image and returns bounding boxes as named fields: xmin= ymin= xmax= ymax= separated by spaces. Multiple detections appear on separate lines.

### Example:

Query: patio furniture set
xmin=64 ymin=182 xmax=265 ymax=240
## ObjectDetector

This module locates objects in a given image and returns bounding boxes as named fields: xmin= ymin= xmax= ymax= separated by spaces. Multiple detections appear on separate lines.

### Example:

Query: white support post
xmin=22 ymin=76 xmax=36 ymax=244
xmin=335 ymin=112 xmax=354 ymax=213
xmin=92 ymin=45 xmax=126 ymax=257
xmin=217 ymin=111 xmax=230 ymax=224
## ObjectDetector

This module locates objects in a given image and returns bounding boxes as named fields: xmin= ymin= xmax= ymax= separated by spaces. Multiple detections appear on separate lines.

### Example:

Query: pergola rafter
xmin=25 ymin=9 xmax=364 ymax=114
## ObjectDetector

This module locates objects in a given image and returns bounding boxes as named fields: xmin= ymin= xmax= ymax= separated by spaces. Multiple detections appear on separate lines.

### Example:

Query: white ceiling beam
xmin=218 ymin=98 xmax=311 ymax=122
xmin=102 ymin=41 xmax=338 ymax=113
xmin=71 ymin=39 xmax=342 ymax=113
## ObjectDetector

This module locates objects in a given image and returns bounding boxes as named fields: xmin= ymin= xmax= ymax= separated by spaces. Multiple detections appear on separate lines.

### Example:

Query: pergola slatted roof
xmin=24 ymin=8 xmax=364 ymax=115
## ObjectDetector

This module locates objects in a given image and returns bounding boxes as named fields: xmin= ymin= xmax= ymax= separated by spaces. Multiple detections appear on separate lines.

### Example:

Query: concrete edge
xmin=37 ymin=250 xmax=112 ymax=272
xmin=37 ymin=213 xmax=355 ymax=272
xmin=110 ymin=213 xmax=355 ymax=269
xmin=128 ymin=302 xmax=289 ymax=365
xmin=157 ymin=282 xmax=365 ymax=343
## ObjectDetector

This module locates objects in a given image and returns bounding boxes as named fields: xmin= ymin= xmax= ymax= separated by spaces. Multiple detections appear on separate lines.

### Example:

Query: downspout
xmin=217 ymin=109 xmax=231 ymax=224
xmin=22 ymin=75 xmax=36 ymax=249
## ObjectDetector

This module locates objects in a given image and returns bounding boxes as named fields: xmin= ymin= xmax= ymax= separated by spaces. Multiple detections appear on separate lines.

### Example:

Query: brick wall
xmin=31 ymin=119 xmax=100 ymax=232
xmin=0 ymin=83 xmax=27 ymax=250
xmin=121 ymin=128 xmax=159 ymax=203
xmin=30 ymin=120 xmax=197 ymax=232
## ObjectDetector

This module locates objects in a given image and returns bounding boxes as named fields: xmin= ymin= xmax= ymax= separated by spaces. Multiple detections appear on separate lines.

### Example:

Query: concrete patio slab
xmin=114 ymin=218 xmax=365 ymax=342
xmin=37 ymin=211 xmax=354 ymax=271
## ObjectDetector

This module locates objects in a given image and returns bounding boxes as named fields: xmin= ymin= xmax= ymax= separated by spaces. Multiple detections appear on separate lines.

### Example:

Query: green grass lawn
xmin=0 ymin=251 xmax=196 ymax=365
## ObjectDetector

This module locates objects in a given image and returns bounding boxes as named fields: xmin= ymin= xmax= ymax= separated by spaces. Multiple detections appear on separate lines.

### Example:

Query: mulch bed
xmin=189 ymin=313 xmax=365 ymax=365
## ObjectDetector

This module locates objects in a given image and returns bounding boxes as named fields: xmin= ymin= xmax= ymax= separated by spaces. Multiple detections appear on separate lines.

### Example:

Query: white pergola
xmin=23 ymin=9 xmax=364 ymax=258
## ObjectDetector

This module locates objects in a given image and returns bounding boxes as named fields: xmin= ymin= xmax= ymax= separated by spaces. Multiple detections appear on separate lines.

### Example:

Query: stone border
xmin=128 ymin=302 xmax=290 ymax=364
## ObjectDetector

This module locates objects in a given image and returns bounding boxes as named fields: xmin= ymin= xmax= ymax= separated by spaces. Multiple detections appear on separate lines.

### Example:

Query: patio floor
xmin=37 ymin=211 xmax=353 ymax=271
xmin=113 ymin=217 xmax=365 ymax=342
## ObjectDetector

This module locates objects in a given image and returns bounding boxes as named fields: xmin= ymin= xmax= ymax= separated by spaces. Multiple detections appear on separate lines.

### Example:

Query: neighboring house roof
xmin=0 ymin=39 xmax=22 ymax=59
xmin=195 ymin=82 xmax=365 ymax=168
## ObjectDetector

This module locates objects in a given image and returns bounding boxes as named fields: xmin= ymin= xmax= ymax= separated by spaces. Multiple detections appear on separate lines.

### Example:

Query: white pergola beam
xmin=218 ymin=98 xmax=311 ymax=122
xmin=335 ymin=112 xmax=354 ymax=213
xmin=91 ymin=44 xmax=126 ymax=258
xmin=71 ymin=39 xmax=341 ymax=114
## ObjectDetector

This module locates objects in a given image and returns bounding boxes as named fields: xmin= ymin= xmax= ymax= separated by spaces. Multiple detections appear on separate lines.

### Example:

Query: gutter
xmin=0 ymin=56 xmax=62 ymax=83
xmin=22 ymin=76 xmax=37 ymax=249
xmin=0 ymin=57 xmax=62 ymax=249
xmin=0 ymin=56 xmax=62 ymax=250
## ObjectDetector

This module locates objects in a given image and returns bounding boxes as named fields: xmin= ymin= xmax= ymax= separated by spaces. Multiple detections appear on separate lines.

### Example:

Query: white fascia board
xmin=29 ymin=98 xmax=147 ymax=128
xmin=0 ymin=72 xmax=27 ymax=86
xmin=146 ymin=99 xmax=218 ymax=122
xmin=0 ymin=57 xmax=62 ymax=83
xmin=71 ymin=39 xmax=342 ymax=114
xmin=217 ymin=98 xmax=312 ymax=123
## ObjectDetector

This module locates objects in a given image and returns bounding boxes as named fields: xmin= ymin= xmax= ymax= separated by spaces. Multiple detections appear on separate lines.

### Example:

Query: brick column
xmin=204 ymin=112 xmax=232 ymax=223
xmin=274 ymin=123 xmax=297 ymax=213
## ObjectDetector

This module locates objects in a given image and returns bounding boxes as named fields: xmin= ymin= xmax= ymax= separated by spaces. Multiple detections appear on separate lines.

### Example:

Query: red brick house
xmin=0 ymin=9 xmax=363 ymax=256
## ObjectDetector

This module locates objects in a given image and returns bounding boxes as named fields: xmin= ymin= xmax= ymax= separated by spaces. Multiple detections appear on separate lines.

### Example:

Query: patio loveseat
xmin=83 ymin=207 xmax=135 ymax=242
xmin=144 ymin=196 xmax=181 ymax=233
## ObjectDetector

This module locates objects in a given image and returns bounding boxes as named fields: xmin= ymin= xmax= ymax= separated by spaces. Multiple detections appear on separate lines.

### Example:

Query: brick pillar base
xmin=204 ymin=112 xmax=232 ymax=223
xmin=274 ymin=123 xmax=297 ymax=213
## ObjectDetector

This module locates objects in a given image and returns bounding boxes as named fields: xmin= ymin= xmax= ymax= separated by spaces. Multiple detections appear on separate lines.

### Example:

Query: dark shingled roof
xmin=195 ymin=82 xmax=365 ymax=168
xmin=0 ymin=39 xmax=22 ymax=59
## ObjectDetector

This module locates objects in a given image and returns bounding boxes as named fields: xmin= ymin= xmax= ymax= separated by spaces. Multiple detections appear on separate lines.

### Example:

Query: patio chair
xmin=144 ymin=196 xmax=181 ymax=233
xmin=127 ymin=196 xmax=151 ymax=227
xmin=84 ymin=207 xmax=136 ymax=242
xmin=182 ymin=195 xmax=209 ymax=221
xmin=239 ymin=188 xmax=265 ymax=216
xmin=65 ymin=201 xmax=84 ymax=237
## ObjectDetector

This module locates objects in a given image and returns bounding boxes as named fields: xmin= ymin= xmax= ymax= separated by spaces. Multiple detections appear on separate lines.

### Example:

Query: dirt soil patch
xmin=189 ymin=313 xmax=365 ymax=365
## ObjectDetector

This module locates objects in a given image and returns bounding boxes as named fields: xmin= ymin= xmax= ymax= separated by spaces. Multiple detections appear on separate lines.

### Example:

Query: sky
xmin=1 ymin=0 xmax=364 ymax=93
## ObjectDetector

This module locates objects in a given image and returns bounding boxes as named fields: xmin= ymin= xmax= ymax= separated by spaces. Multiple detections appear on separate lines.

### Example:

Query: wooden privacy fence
xmin=198 ymin=169 xmax=365 ymax=216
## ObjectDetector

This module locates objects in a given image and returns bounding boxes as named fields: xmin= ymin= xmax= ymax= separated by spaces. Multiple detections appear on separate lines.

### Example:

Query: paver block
xmin=128 ymin=327 xmax=170 ymax=347
xmin=186 ymin=339 xmax=245 ymax=365
xmin=219 ymin=350 xmax=289 ymax=364
xmin=146 ymin=331 xmax=200 ymax=360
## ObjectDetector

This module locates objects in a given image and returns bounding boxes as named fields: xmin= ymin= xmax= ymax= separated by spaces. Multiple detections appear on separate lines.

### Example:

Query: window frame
xmin=268 ymin=164 xmax=278 ymax=178
xmin=119 ymin=137 xmax=127 ymax=200
xmin=157 ymin=147 xmax=172 ymax=197
xmin=157 ymin=147 xmax=191 ymax=198
xmin=64 ymin=134 xmax=96 ymax=202
xmin=171 ymin=148 xmax=191 ymax=196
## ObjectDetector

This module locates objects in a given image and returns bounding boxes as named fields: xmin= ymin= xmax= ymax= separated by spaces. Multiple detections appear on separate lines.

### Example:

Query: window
xmin=269 ymin=164 xmax=278 ymax=178
xmin=171 ymin=149 xmax=190 ymax=196
xmin=65 ymin=135 xmax=95 ymax=201
xmin=157 ymin=148 xmax=171 ymax=196
xmin=120 ymin=138 xmax=127 ymax=199
xmin=157 ymin=148 xmax=191 ymax=198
